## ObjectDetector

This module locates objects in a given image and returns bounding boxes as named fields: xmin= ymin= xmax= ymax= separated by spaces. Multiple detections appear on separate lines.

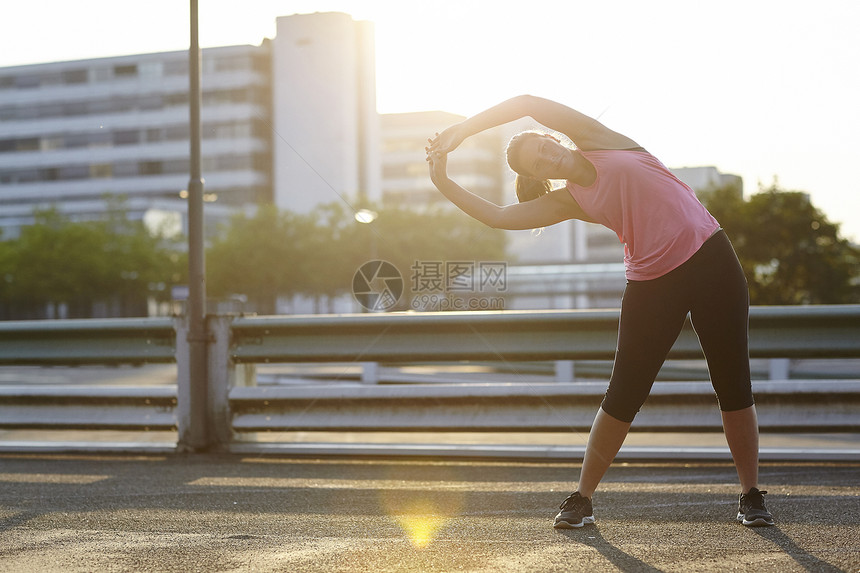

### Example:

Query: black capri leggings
xmin=601 ymin=229 xmax=754 ymax=423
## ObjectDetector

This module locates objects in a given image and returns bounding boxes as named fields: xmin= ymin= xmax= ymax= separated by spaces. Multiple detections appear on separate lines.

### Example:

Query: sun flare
xmin=393 ymin=503 xmax=451 ymax=549
xmin=381 ymin=490 xmax=464 ymax=550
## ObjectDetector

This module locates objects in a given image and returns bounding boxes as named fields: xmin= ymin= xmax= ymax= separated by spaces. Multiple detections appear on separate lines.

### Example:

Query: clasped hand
xmin=425 ymin=124 xmax=466 ymax=182
xmin=426 ymin=123 xmax=464 ymax=155
xmin=425 ymin=134 xmax=447 ymax=182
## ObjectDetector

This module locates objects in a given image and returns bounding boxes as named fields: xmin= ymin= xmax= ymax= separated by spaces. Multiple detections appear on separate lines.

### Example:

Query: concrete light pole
xmin=180 ymin=0 xmax=210 ymax=451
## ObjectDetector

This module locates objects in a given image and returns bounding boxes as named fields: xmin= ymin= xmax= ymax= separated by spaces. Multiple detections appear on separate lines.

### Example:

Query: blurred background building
xmin=271 ymin=12 xmax=380 ymax=213
xmin=0 ymin=43 xmax=271 ymax=238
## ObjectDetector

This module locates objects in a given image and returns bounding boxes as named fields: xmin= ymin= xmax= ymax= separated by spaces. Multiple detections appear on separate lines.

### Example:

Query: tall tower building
xmin=271 ymin=12 xmax=380 ymax=213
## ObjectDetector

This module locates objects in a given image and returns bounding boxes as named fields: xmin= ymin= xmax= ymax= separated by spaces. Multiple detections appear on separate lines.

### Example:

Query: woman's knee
xmin=600 ymin=391 xmax=643 ymax=424
xmin=716 ymin=385 xmax=755 ymax=412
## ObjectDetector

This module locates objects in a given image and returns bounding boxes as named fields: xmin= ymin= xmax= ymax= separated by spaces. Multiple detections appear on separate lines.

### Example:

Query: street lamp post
xmin=180 ymin=0 xmax=210 ymax=451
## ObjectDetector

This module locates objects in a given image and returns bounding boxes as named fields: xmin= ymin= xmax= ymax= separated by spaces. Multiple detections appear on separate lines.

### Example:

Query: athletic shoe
xmin=737 ymin=487 xmax=775 ymax=527
xmin=553 ymin=491 xmax=595 ymax=529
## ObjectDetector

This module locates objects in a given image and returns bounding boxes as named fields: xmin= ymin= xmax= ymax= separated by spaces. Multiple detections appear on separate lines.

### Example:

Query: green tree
xmin=335 ymin=201 xmax=508 ymax=311
xmin=0 ymin=234 xmax=14 ymax=309
xmin=206 ymin=201 xmax=507 ymax=314
xmin=208 ymin=206 xmax=295 ymax=315
xmin=301 ymin=202 xmax=369 ymax=311
xmin=368 ymin=202 xmax=506 ymax=271
xmin=702 ymin=182 xmax=860 ymax=305
xmin=2 ymin=205 xmax=185 ymax=319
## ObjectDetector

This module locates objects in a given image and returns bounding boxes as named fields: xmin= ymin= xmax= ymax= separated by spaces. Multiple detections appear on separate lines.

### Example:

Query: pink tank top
xmin=566 ymin=149 xmax=720 ymax=281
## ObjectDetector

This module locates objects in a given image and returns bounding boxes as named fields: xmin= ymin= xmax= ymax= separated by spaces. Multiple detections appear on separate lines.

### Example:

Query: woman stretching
xmin=426 ymin=95 xmax=774 ymax=528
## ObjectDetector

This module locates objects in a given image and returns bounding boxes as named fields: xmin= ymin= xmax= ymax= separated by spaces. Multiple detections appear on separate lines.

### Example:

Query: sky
xmin=2 ymin=0 xmax=859 ymax=240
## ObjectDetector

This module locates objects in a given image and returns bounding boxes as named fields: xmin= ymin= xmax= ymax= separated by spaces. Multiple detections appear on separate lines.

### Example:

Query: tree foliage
xmin=701 ymin=181 xmax=859 ymax=305
xmin=1 ymin=206 xmax=185 ymax=319
xmin=206 ymin=206 xmax=317 ymax=315
xmin=206 ymin=201 xmax=507 ymax=313
xmin=2 ymin=198 xmax=505 ymax=319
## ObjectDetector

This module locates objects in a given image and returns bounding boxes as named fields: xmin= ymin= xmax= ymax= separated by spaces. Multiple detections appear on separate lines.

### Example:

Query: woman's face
xmin=518 ymin=135 xmax=574 ymax=180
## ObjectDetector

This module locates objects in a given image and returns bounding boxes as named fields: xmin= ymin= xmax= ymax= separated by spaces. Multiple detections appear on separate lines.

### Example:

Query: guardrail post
xmin=769 ymin=358 xmax=791 ymax=380
xmin=176 ymin=313 xmax=216 ymax=452
xmin=206 ymin=315 xmax=234 ymax=447
xmin=555 ymin=360 xmax=575 ymax=382
xmin=361 ymin=362 xmax=380 ymax=384
xmin=174 ymin=316 xmax=194 ymax=450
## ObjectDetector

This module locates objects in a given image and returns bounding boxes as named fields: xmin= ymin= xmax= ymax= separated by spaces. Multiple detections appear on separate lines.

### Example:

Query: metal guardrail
xmin=0 ymin=306 xmax=858 ymax=449
xmin=216 ymin=305 xmax=860 ymax=444
xmin=228 ymin=305 xmax=860 ymax=363
xmin=228 ymin=380 xmax=860 ymax=433
xmin=0 ymin=385 xmax=176 ymax=430
xmin=0 ymin=317 xmax=177 ymax=435
xmin=0 ymin=317 xmax=175 ymax=365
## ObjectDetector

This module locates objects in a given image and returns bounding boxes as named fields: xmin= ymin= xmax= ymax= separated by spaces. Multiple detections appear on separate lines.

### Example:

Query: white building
xmin=271 ymin=12 xmax=380 ymax=213
xmin=670 ymin=166 xmax=743 ymax=194
xmin=0 ymin=44 xmax=272 ymax=238
xmin=0 ymin=11 xmax=381 ymax=238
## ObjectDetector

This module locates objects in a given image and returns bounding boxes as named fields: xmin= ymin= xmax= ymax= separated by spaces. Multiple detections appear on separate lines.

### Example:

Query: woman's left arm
xmin=429 ymin=95 xmax=639 ymax=152
xmin=520 ymin=95 xmax=640 ymax=150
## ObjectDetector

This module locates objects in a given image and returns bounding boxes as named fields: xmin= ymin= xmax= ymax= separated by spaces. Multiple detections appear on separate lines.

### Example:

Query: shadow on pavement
xmin=750 ymin=526 xmax=845 ymax=573
xmin=558 ymin=525 xmax=663 ymax=572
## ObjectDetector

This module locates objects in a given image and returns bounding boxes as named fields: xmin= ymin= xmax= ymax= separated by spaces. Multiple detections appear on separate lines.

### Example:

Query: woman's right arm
xmin=428 ymin=151 xmax=594 ymax=230
xmin=430 ymin=94 xmax=638 ymax=152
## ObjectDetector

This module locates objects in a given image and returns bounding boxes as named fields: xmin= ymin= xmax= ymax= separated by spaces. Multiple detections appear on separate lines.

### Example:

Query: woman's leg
xmin=688 ymin=231 xmax=758 ymax=491
xmin=721 ymin=405 xmax=760 ymax=492
xmin=577 ymin=407 xmax=632 ymax=497
xmin=578 ymin=277 xmax=689 ymax=497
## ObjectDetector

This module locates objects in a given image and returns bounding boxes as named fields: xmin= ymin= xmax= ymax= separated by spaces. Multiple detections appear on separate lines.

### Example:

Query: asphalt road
xmin=0 ymin=453 xmax=857 ymax=572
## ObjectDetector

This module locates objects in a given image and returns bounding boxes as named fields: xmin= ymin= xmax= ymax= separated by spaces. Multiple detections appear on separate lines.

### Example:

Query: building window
xmin=165 ymin=125 xmax=189 ymax=141
xmin=17 ymin=138 xmax=40 ymax=152
xmin=215 ymin=56 xmax=249 ymax=72
xmin=62 ymin=69 xmax=89 ymax=84
xmin=15 ymin=75 xmax=40 ymax=89
xmin=139 ymin=95 xmax=163 ymax=110
xmin=89 ymin=132 xmax=112 ymax=148
xmin=139 ymin=161 xmax=163 ymax=175
xmin=63 ymin=101 xmax=88 ymax=116
xmin=145 ymin=128 xmax=163 ymax=143
xmin=113 ymin=64 xmax=138 ymax=78
xmin=113 ymin=162 xmax=138 ymax=178
xmin=163 ymin=59 xmax=188 ymax=76
xmin=113 ymin=130 xmax=140 ymax=146
xmin=40 ymin=137 xmax=63 ymax=151
xmin=92 ymin=67 xmax=112 ymax=82
xmin=138 ymin=62 xmax=163 ymax=78
xmin=164 ymin=93 xmax=188 ymax=107
xmin=90 ymin=164 xmax=113 ymax=178
xmin=59 ymin=165 xmax=90 ymax=180
xmin=0 ymin=138 xmax=39 ymax=153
